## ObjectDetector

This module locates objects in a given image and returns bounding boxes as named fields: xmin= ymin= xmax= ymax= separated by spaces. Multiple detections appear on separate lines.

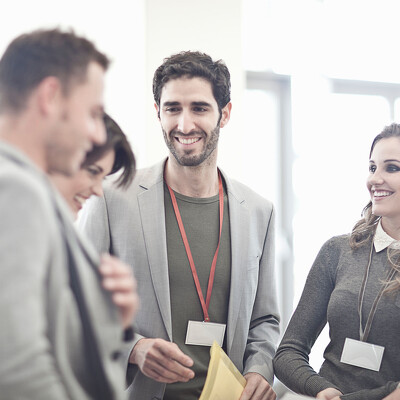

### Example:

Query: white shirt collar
xmin=374 ymin=220 xmax=397 ymax=252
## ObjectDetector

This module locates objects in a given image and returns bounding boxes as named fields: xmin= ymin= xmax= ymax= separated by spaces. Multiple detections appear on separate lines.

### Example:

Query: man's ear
xmin=219 ymin=102 xmax=232 ymax=128
xmin=36 ymin=76 xmax=63 ymax=116
xmin=154 ymin=103 xmax=161 ymax=120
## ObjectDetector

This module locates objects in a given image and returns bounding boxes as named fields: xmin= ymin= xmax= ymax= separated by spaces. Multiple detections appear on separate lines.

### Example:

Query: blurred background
xmin=3 ymin=0 xmax=400 ymax=376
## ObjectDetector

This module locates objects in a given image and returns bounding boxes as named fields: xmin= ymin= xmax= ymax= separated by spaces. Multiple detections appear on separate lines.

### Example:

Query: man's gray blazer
xmin=79 ymin=159 xmax=280 ymax=400
xmin=0 ymin=141 xmax=129 ymax=400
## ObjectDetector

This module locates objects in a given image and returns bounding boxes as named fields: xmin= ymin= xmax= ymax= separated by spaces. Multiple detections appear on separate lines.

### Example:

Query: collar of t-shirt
xmin=374 ymin=220 xmax=397 ymax=253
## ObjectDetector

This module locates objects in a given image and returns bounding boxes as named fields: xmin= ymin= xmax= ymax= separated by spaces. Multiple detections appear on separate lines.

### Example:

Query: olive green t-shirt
xmin=163 ymin=182 xmax=231 ymax=400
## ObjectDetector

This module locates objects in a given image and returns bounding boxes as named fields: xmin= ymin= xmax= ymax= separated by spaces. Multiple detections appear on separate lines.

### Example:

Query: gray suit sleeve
xmin=0 ymin=174 xmax=70 ymax=399
xmin=243 ymin=205 xmax=280 ymax=384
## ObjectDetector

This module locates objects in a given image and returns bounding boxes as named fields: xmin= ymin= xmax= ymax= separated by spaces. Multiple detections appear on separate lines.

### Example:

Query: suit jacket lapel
xmin=223 ymin=172 xmax=249 ymax=354
xmin=137 ymin=161 xmax=172 ymax=340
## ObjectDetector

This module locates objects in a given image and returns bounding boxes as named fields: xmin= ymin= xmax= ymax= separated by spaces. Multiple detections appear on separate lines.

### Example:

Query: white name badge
xmin=185 ymin=320 xmax=226 ymax=347
xmin=340 ymin=338 xmax=385 ymax=372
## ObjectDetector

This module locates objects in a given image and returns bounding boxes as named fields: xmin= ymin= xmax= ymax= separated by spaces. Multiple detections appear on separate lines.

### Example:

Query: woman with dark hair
xmin=52 ymin=113 xmax=135 ymax=217
xmin=51 ymin=112 xmax=139 ymax=349
xmin=273 ymin=123 xmax=400 ymax=400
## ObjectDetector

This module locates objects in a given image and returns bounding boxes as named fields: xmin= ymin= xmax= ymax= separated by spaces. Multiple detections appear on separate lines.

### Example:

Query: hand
xmin=99 ymin=254 xmax=139 ymax=329
xmin=383 ymin=388 xmax=400 ymax=400
xmin=129 ymin=338 xmax=194 ymax=383
xmin=316 ymin=388 xmax=343 ymax=400
xmin=239 ymin=372 xmax=276 ymax=400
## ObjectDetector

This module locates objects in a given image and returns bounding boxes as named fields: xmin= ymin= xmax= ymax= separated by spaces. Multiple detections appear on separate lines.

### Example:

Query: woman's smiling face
xmin=367 ymin=136 xmax=400 ymax=222
xmin=52 ymin=149 xmax=115 ymax=217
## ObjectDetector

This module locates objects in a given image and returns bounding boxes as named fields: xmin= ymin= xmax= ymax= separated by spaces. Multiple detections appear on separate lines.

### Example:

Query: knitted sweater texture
xmin=273 ymin=234 xmax=400 ymax=400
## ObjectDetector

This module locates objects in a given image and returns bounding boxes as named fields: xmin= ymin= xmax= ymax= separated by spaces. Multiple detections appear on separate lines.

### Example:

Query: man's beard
xmin=162 ymin=124 xmax=220 ymax=167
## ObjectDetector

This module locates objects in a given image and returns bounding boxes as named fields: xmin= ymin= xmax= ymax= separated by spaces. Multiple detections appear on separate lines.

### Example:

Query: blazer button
xmin=111 ymin=350 xmax=121 ymax=360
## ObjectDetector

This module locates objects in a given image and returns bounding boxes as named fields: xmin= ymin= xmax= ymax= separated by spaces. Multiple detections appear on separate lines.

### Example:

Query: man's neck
xmin=164 ymin=157 xmax=219 ymax=198
xmin=0 ymin=113 xmax=47 ymax=172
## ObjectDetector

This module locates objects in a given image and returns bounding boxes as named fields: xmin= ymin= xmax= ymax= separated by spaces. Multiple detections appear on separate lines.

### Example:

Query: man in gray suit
xmin=80 ymin=51 xmax=280 ymax=400
xmin=0 ymin=29 xmax=137 ymax=399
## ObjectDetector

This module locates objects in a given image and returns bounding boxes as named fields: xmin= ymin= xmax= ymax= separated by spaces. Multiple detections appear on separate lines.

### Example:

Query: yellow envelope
xmin=199 ymin=341 xmax=246 ymax=400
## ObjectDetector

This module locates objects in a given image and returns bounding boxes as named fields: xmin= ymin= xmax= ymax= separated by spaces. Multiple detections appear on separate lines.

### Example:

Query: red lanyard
xmin=166 ymin=171 xmax=224 ymax=322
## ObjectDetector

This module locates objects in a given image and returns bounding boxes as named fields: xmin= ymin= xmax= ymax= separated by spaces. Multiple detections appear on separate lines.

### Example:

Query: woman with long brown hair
xmin=274 ymin=123 xmax=400 ymax=400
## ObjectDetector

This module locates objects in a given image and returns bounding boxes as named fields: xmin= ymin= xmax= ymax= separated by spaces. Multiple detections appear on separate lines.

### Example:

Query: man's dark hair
xmin=0 ymin=28 xmax=110 ymax=112
xmin=82 ymin=113 xmax=136 ymax=189
xmin=153 ymin=51 xmax=231 ymax=113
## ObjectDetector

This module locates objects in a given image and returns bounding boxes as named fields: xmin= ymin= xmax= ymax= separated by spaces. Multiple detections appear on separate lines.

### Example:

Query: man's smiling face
xmin=157 ymin=76 xmax=230 ymax=167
